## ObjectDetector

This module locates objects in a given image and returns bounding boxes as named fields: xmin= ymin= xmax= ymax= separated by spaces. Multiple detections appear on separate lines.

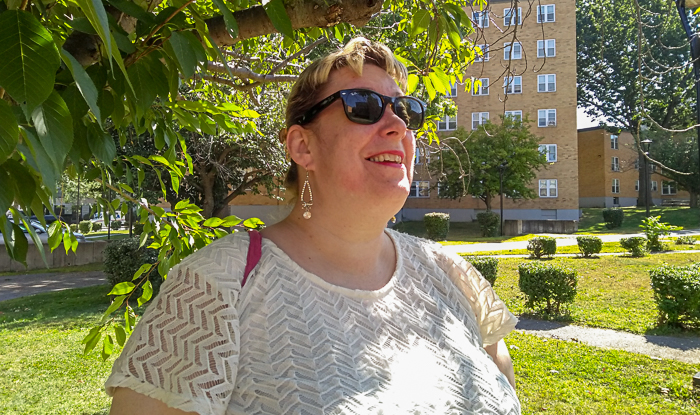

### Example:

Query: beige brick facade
xmin=402 ymin=0 xmax=579 ymax=221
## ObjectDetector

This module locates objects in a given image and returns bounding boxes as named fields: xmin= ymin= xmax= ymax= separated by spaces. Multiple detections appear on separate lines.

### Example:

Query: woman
xmin=107 ymin=37 xmax=521 ymax=415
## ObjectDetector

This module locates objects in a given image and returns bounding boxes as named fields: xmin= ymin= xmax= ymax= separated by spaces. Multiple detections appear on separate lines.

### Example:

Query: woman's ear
xmin=286 ymin=124 xmax=315 ymax=171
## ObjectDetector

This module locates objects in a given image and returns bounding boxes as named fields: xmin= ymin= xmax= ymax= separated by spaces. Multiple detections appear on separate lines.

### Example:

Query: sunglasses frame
xmin=295 ymin=88 xmax=426 ymax=130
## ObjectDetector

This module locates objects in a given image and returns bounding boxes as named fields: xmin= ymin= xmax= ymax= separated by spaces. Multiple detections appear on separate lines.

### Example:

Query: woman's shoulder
xmin=171 ymin=231 xmax=251 ymax=279
xmin=386 ymin=227 xmax=447 ymax=260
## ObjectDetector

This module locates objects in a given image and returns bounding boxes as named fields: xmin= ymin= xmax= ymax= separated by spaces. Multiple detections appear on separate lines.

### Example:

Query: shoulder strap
xmin=242 ymin=230 xmax=262 ymax=287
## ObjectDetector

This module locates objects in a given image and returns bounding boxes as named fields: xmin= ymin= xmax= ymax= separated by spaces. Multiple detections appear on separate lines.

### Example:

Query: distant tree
xmin=648 ymin=130 xmax=700 ymax=206
xmin=431 ymin=116 xmax=548 ymax=211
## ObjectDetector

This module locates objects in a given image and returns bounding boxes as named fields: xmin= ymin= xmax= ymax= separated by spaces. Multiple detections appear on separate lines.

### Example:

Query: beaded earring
xmin=300 ymin=171 xmax=313 ymax=219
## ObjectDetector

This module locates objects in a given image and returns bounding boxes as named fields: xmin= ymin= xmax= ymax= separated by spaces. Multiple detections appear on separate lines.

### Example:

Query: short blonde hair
xmin=283 ymin=37 xmax=409 ymax=194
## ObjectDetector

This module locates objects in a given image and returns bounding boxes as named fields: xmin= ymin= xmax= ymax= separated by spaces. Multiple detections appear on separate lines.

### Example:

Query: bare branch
xmin=205 ymin=62 xmax=299 ymax=82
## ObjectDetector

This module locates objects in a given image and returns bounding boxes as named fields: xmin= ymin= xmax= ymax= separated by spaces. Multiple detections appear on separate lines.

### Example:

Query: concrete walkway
xmin=0 ymin=271 xmax=107 ymax=302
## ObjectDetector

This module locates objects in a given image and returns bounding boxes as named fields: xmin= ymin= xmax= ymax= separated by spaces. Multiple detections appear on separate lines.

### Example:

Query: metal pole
xmin=646 ymin=157 xmax=651 ymax=217
xmin=500 ymin=167 xmax=505 ymax=236
xmin=76 ymin=177 xmax=80 ymax=223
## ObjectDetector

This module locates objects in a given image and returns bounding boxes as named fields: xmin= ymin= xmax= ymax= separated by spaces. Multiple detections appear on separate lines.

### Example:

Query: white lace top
xmin=106 ymin=229 xmax=520 ymax=415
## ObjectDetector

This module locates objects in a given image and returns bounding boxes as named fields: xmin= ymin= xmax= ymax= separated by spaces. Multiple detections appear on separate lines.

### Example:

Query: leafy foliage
xmin=78 ymin=220 xmax=92 ymax=234
xmin=576 ymin=236 xmax=602 ymax=257
xmin=675 ymin=235 xmax=696 ymax=245
xmin=602 ymin=208 xmax=624 ymax=229
xmin=103 ymin=237 xmax=160 ymax=298
xmin=462 ymin=255 xmax=498 ymax=286
xmin=476 ymin=211 xmax=500 ymax=237
xmin=110 ymin=220 xmax=122 ymax=230
xmin=527 ymin=236 xmax=557 ymax=259
xmin=518 ymin=262 xmax=578 ymax=315
xmin=649 ymin=264 xmax=700 ymax=326
xmin=641 ymin=216 xmax=681 ymax=252
xmin=92 ymin=222 xmax=103 ymax=232
xmin=620 ymin=236 xmax=649 ymax=257
xmin=423 ymin=212 xmax=449 ymax=240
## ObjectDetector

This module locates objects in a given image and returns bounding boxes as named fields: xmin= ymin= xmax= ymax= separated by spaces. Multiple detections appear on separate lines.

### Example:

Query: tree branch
xmin=204 ymin=62 xmax=299 ymax=82
xmin=198 ymin=75 xmax=261 ymax=91
xmin=270 ymin=37 xmax=327 ymax=74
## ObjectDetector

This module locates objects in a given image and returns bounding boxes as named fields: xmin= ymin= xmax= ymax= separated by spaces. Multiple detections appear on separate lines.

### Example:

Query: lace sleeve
xmin=435 ymin=249 xmax=518 ymax=347
xmin=105 ymin=255 xmax=242 ymax=415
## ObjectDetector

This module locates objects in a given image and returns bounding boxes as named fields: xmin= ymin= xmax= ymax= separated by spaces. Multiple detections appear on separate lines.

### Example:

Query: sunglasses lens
xmin=395 ymin=98 xmax=424 ymax=130
xmin=343 ymin=90 xmax=384 ymax=124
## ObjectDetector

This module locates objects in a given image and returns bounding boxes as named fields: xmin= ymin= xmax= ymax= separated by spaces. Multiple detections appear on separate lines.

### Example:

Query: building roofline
xmin=577 ymin=126 xmax=606 ymax=133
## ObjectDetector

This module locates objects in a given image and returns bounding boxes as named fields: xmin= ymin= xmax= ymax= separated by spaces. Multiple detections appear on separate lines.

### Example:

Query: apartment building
xmin=578 ymin=127 xmax=689 ymax=207
xmin=401 ymin=0 xmax=579 ymax=223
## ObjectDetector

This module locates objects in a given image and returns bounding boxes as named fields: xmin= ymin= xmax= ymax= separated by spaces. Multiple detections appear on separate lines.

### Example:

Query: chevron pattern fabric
xmin=106 ymin=230 xmax=520 ymax=415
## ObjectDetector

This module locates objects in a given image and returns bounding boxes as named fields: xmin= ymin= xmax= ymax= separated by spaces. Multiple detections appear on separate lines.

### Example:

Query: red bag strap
xmin=242 ymin=230 xmax=262 ymax=288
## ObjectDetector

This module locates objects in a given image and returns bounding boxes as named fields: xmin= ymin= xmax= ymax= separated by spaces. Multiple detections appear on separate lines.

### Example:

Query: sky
xmin=577 ymin=106 xmax=606 ymax=130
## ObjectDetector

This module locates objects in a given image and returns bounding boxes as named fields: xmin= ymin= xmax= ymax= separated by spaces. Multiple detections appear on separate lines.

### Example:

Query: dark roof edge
xmin=577 ymin=126 xmax=606 ymax=133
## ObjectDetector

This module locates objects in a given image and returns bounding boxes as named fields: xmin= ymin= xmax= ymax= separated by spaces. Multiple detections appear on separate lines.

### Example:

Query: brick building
xmin=577 ymin=127 xmax=689 ymax=207
xmin=399 ymin=0 xmax=579 ymax=223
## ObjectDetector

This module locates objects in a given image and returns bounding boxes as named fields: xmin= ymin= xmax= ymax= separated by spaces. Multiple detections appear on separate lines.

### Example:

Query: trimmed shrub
xmin=641 ymin=216 xmax=681 ymax=252
xmin=649 ymin=264 xmax=700 ymax=326
xmin=424 ymin=212 xmax=450 ymax=240
xmin=576 ymin=236 xmax=602 ymax=257
xmin=133 ymin=223 xmax=144 ymax=235
xmin=527 ymin=236 xmax=557 ymax=258
xmin=103 ymin=238 xmax=160 ymax=298
xmin=476 ymin=211 xmax=500 ymax=237
xmin=462 ymin=256 xmax=499 ymax=286
xmin=78 ymin=220 xmax=92 ymax=234
xmin=602 ymin=208 xmax=624 ymax=229
xmin=92 ymin=222 xmax=103 ymax=232
xmin=620 ymin=236 xmax=648 ymax=257
xmin=111 ymin=220 xmax=122 ymax=230
xmin=675 ymin=235 xmax=696 ymax=245
xmin=518 ymin=262 xmax=578 ymax=314
xmin=69 ymin=224 xmax=78 ymax=232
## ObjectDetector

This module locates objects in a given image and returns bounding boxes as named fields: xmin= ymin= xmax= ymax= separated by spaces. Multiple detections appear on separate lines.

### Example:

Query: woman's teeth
xmin=368 ymin=154 xmax=403 ymax=163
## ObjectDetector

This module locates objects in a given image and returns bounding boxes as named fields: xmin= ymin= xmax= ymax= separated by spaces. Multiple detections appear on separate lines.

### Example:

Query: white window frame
xmin=611 ymin=157 xmax=620 ymax=172
xmin=504 ymin=110 xmax=522 ymax=122
xmin=652 ymin=181 xmax=658 ymax=192
xmin=473 ymin=11 xmax=489 ymax=28
xmin=438 ymin=114 xmax=457 ymax=131
xmin=539 ymin=144 xmax=557 ymax=162
xmin=472 ymin=78 xmax=489 ymax=96
xmin=537 ymin=39 xmax=556 ymax=58
xmin=537 ymin=4 xmax=555 ymax=23
xmin=472 ymin=112 xmax=489 ymax=130
xmin=662 ymin=181 xmax=677 ymax=195
xmin=447 ymin=82 xmax=458 ymax=98
xmin=503 ymin=76 xmax=522 ymax=94
xmin=539 ymin=179 xmax=557 ymax=198
xmin=635 ymin=180 xmax=639 ymax=191
xmin=537 ymin=74 xmax=556 ymax=93
xmin=475 ymin=44 xmax=490 ymax=62
xmin=611 ymin=134 xmax=619 ymax=149
xmin=415 ymin=147 xmax=430 ymax=165
xmin=504 ymin=42 xmax=522 ymax=60
xmin=612 ymin=178 xmax=620 ymax=194
xmin=504 ymin=7 xmax=521 ymax=26
xmin=538 ymin=109 xmax=557 ymax=127
xmin=409 ymin=181 xmax=431 ymax=198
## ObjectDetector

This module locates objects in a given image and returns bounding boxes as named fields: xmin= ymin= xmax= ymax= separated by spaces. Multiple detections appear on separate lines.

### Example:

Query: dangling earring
xmin=301 ymin=171 xmax=313 ymax=219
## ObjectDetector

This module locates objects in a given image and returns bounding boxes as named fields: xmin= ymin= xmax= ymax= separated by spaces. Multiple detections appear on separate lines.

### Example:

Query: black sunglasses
xmin=295 ymin=88 xmax=426 ymax=130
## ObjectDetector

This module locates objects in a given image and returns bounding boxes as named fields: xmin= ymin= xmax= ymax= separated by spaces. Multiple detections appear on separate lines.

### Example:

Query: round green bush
xmin=424 ymin=212 xmax=450 ymax=241
xmin=602 ymin=208 xmax=624 ymax=229
xmin=91 ymin=222 xmax=103 ymax=232
xmin=111 ymin=220 xmax=122 ymax=230
xmin=78 ymin=220 xmax=92 ymax=234
xmin=69 ymin=224 xmax=78 ymax=232
xmin=518 ymin=262 xmax=578 ymax=314
xmin=649 ymin=264 xmax=700 ymax=326
xmin=675 ymin=235 xmax=696 ymax=245
xmin=527 ymin=236 xmax=557 ymax=258
xmin=576 ymin=236 xmax=602 ymax=257
xmin=103 ymin=237 xmax=160 ymax=298
xmin=620 ymin=236 xmax=648 ymax=257
xmin=476 ymin=211 xmax=500 ymax=237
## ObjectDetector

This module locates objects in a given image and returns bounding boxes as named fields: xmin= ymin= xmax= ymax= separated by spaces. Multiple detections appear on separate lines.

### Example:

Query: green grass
xmin=0 ymin=262 xmax=104 ymax=277
xmin=464 ymin=241 xmax=700 ymax=256
xmin=393 ymin=221 xmax=537 ymax=243
xmin=483 ymin=253 xmax=700 ymax=336
xmin=577 ymin=207 xmax=700 ymax=234
xmin=508 ymin=331 xmax=699 ymax=414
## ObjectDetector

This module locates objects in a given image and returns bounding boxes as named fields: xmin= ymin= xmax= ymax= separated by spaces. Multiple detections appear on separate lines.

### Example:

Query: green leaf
xmin=126 ymin=58 xmax=157 ymax=117
xmin=3 ymin=159 xmax=35 ymax=209
xmin=221 ymin=215 xmax=242 ymax=227
xmin=48 ymin=221 xmax=62 ymax=251
xmin=108 ymin=282 xmax=135 ymax=296
xmin=165 ymin=31 xmax=199 ymax=79
xmin=21 ymin=127 xmax=59 ymax=195
xmin=242 ymin=217 xmax=265 ymax=229
xmin=406 ymin=74 xmax=420 ymax=95
xmin=263 ymin=0 xmax=294 ymax=39
xmin=0 ymin=11 xmax=61 ymax=113
xmin=410 ymin=10 xmax=431 ymax=38
xmin=423 ymin=76 xmax=436 ymax=101
xmin=0 ymin=99 xmax=18 ymax=163
xmin=429 ymin=72 xmax=447 ymax=95
xmin=124 ymin=305 xmax=136 ymax=333
xmin=31 ymin=90 xmax=74 ymax=170
xmin=14 ymin=208 xmax=46 ymax=267
xmin=101 ymin=295 xmax=125 ymax=323
xmin=87 ymin=124 xmax=117 ymax=163
xmin=203 ymin=217 xmax=224 ymax=227
xmin=138 ymin=281 xmax=153 ymax=306
xmin=60 ymin=49 xmax=101 ymax=125
xmin=211 ymin=0 xmax=239 ymax=39
xmin=9 ymin=221 xmax=28 ymax=265
xmin=75 ymin=0 xmax=113 ymax=69
xmin=114 ymin=325 xmax=127 ymax=347
xmin=102 ymin=335 xmax=114 ymax=360
xmin=132 ymin=263 xmax=153 ymax=281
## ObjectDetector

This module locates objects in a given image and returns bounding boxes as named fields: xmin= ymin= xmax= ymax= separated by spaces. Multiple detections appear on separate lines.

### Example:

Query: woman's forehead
xmin=321 ymin=65 xmax=403 ymax=97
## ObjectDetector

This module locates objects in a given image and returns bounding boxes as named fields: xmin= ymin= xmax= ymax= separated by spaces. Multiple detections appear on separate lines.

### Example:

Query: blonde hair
xmin=282 ymin=37 xmax=409 ymax=194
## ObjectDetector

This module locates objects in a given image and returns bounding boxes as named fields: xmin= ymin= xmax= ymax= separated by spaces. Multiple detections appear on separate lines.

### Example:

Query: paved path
xmin=0 ymin=271 xmax=107 ymax=302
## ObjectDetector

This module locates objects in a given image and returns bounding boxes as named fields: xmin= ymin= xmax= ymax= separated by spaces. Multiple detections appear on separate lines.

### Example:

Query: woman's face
xmin=303 ymin=64 xmax=416 ymax=214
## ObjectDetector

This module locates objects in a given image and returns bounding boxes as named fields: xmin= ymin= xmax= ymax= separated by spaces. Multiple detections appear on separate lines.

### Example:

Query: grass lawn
xmin=0 ymin=262 xmax=103 ymax=278
xmin=464 ymin=240 xmax=700 ymax=256
xmin=393 ymin=221 xmax=536 ymax=243
xmin=481 ymin=253 xmax=700 ymax=336
xmin=577 ymin=206 xmax=700 ymax=234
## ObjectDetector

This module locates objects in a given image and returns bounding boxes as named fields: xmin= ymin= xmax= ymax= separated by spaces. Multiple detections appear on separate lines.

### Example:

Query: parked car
xmin=2 ymin=220 xmax=86 ymax=243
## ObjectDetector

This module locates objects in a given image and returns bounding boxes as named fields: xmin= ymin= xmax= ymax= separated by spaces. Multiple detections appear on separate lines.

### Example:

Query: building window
xmin=611 ymin=134 xmax=619 ymax=149
xmin=409 ymin=181 xmax=430 ymax=198
xmin=472 ymin=112 xmax=489 ymax=130
xmin=635 ymin=180 xmax=639 ymax=191
xmin=474 ymin=11 xmax=489 ymax=28
xmin=475 ymin=44 xmax=490 ymax=62
xmin=537 ymin=4 xmax=555 ymax=23
xmin=652 ymin=181 xmax=658 ymax=191
xmin=538 ymin=109 xmax=556 ymax=127
xmin=503 ymin=76 xmax=522 ymax=94
xmin=438 ymin=115 xmax=457 ymax=131
xmin=539 ymin=179 xmax=557 ymax=197
xmin=650 ymin=163 xmax=657 ymax=173
xmin=612 ymin=178 xmax=620 ymax=193
xmin=504 ymin=42 xmax=522 ymax=60
xmin=447 ymin=82 xmax=458 ymax=97
xmin=504 ymin=7 xmax=521 ymax=26
xmin=473 ymin=78 xmax=489 ymax=96
xmin=415 ymin=147 xmax=430 ymax=165
xmin=662 ymin=181 xmax=677 ymax=195
xmin=613 ymin=196 xmax=620 ymax=205
xmin=505 ymin=110 xmax=522 ymax=122
xmin=612 ymin=157 xmax=620 ymax=171
xmin=537 ymin=74 xmax=556 ymax=92
xmin=539 ymin=144 xmax=557 ymax=162
xmin=537 ymin=39 xmax=556 ymax=58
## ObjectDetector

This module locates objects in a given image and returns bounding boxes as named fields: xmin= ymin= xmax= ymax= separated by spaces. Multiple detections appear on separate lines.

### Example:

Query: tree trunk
xmin=691 ymin=191 xmax=698 ymax=208
xmin=201 ymin=174 xmax=216 ymax=219
xmin=637 ymin=149 xmax=649 ymax=208
xmin=484 ymin=193 xmax=492 ymax=211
